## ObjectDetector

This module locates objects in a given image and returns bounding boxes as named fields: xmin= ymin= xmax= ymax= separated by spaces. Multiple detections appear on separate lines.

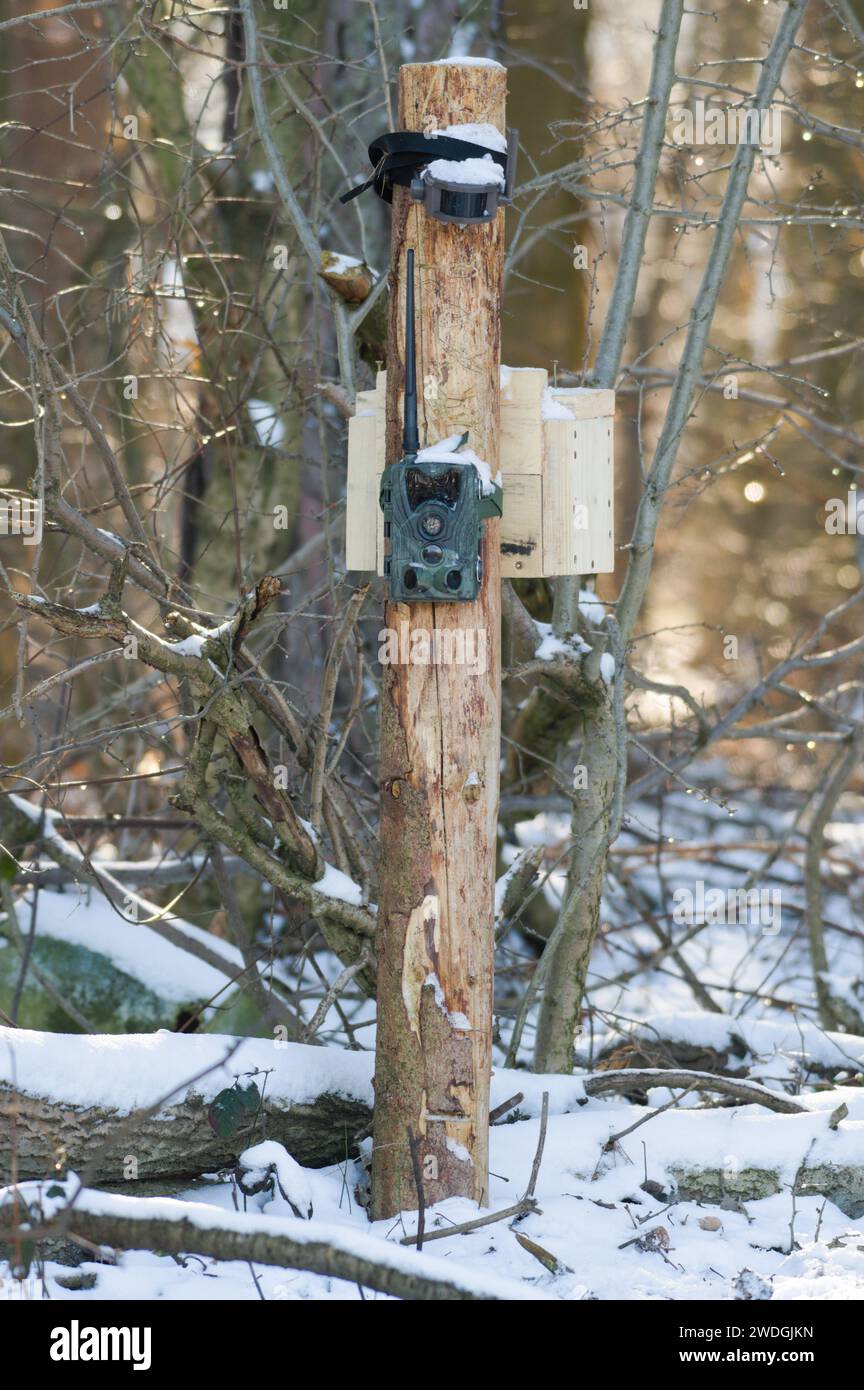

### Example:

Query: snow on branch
xmin=0 ymin=1178 xmax=552 ymax=1302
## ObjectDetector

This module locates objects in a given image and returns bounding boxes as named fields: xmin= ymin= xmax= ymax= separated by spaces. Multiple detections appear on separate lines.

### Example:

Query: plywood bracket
xmin=346 ymin=367 xmax=614 ymax=578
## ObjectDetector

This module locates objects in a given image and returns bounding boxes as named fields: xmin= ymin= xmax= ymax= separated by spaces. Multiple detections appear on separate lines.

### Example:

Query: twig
xmin=602 ymin=1081 xmax=700 ymax=1151
xmin=309 ymin=585 xmax=368 ymax=832
xmin=401 ymin=1096 xmax=550 ymax=1248
xmin=489 ymin=1092 xmax=524 ymax=1125
xmin=524 ymin=1091 xmax=550 ymax=1202
xmin=406 ymin=1128 xmax=426 ymax=1252
xmin=399 ymin=1196 xmax=539 ymax=1247
xmin=302 ymin=946 xmax=373 ymax=1042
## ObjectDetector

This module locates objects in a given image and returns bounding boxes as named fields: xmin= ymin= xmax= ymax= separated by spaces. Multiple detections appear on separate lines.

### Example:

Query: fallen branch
xmin=593 ymin=1014 xmax=864 ymax=1082
xmin=399 ymin=1195 xmax=538 ymax=1247
xmin=0 ymin=1033 xmax=810 ymax=1190
xmin=0 ymin=1182 xmax=550 ymax=1302
xmin=489 ymin=1091 xmax=524 ymax=1125
xmin=582 ymin=1068 xmax=806 ymax=1115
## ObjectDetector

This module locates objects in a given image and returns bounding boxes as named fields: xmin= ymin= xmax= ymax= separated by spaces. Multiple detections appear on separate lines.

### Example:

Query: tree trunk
xmin=534 ymin=0 xmax=809 ymax=1075
xmin=372 ymin=61 xmax=506 ymax=1220
xmin=534 ymin=691 xmax=617 ymax=1072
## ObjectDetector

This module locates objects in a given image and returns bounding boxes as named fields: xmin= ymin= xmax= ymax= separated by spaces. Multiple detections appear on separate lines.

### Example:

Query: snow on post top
xmin=428 ymin=56 xmax=505 ymax=69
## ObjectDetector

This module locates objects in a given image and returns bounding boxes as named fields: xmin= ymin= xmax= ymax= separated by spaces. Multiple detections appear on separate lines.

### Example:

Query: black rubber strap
xmin=340 ymin=131 xmax=507 ymax=205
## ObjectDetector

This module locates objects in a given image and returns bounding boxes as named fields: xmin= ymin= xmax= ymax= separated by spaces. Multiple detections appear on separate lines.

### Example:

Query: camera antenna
xmin=402 ymin=248 xmax=420 ymax=461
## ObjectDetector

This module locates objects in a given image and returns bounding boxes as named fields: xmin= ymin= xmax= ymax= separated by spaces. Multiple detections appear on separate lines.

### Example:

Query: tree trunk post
xmin=372 ymin=60 xmax=506 ymax=1220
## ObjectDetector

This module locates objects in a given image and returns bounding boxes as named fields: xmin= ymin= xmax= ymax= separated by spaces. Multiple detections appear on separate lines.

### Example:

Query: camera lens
xmin=421 ymin=514 xmax=444 ymax=537
xmin=439 ymin=189 xmax=490 ymax=221
xmin=422 ymin=545 xmax=443 ymax=564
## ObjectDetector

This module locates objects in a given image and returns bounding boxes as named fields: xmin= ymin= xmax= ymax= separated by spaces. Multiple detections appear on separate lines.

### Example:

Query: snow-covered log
xmin=2 ymin=1025 xmax=848 ymax=1187
xmin=0 ymin=1028 xmax=582 ymax=1184
xmin=0 ymin=1180 xmax=551 ymax=1301
xmin=0 ymin=1031 xmax=372 ymax=1183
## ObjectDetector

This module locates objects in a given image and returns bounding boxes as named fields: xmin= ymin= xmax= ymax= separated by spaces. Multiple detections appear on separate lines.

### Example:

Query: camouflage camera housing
xmin=380 ymin=248 xmax=502 ymax=603
xmin=380 ymin=450 xmax=502 ymax=603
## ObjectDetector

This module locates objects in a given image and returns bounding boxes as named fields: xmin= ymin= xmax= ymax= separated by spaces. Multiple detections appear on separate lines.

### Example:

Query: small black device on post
xmin=410 ymin=128 xmax=518 ymax=225
xmin=340 ymin=130 xmax=517 ymax=228
xmin=379 ymin=249 xmax=502 ymax=603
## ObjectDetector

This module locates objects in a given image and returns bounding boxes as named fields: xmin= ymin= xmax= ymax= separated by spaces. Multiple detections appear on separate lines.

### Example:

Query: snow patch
xmin=425 ymin=972 xmax=471 ymax=1031
xmin=533 ymin=621 xmax=591 ymax=662
xmin=541 ymin=387 xmax=575 ymax=420
xmin=424 ymin=155 xmax=505 ymax=189
xmin=0 ymin=1029 xmax=375 ymax=1112
xmin=10 ymin=888 xmax=242 ymax=1006
xmin=312 ymin=861 xmax=365 ymax=908
xmin=247 ymin=397 xmax=285 ymax=450
xmin=239 ymin=1140 xmax=313 ymax=1219
xmin=578 ymin=589 xmax=606 ymax=626
xmin=168 ymin=633 xmax=207 ymax=658
xmin=430 ymin=122 xmax=507 ymax=153
xmin=446 ymin=1137 xmax=473 ymax=1165
xmin=415 ymin=440 xmax=500 ymax=497
xmin=430 ymin=57 xmax=505 ymax=69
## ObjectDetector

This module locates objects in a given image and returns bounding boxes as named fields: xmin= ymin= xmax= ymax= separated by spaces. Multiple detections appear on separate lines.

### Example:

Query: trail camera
xmin=380 ymin=250 xmax=502 ymax=603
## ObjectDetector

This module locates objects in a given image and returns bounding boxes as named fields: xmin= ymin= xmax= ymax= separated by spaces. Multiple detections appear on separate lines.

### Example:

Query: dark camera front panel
xmin=405 ymin=467 xmax=462 ymax=511
xmin=380 ymin=460 xmax=483 ymax=602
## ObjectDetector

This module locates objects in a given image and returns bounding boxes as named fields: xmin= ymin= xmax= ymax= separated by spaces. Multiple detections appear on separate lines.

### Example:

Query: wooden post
xmin=371 ymin=60 xmax=506 ymax=1220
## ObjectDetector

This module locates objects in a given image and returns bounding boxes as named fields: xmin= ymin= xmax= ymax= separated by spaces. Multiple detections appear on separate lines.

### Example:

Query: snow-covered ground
xmin=12 ymin=1089 xmax=864 ymax=1301
xmin=2 ymin=782 xmax=863 ymax=1301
